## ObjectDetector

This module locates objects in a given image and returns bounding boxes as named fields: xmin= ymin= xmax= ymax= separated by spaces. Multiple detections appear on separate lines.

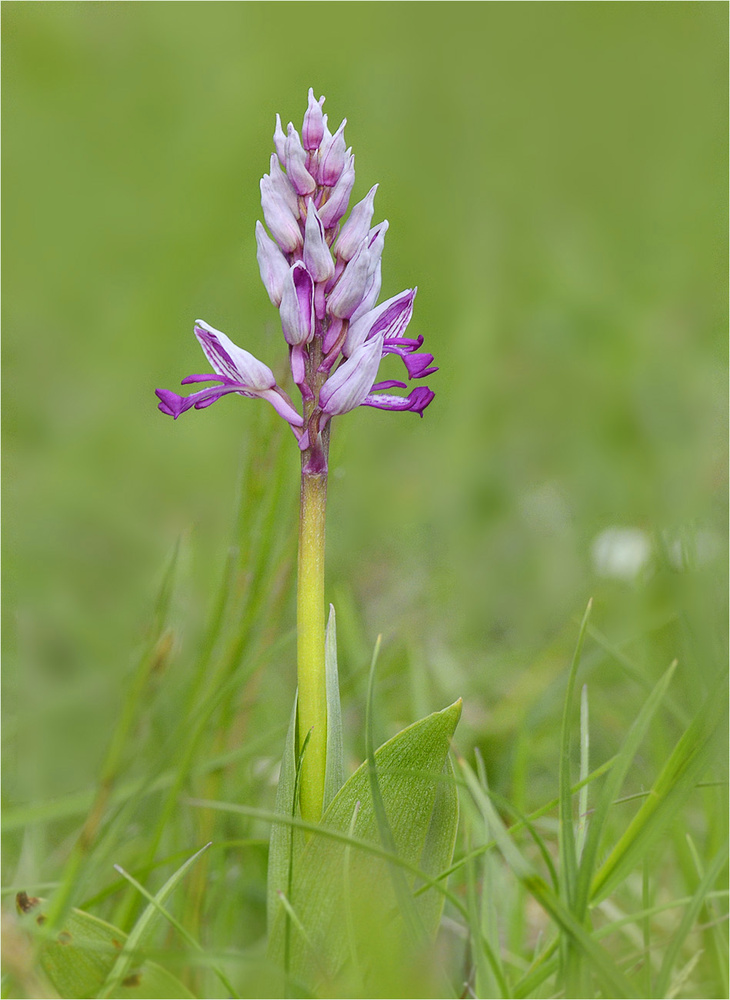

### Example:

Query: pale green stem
xmin=297 ymin=468 xmax=327 ymax=822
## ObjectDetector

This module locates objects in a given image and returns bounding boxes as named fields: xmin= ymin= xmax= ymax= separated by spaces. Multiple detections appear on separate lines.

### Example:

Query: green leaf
xmin=268 ymin=699 xmax=462 ymax=993
xmin=364 ymin=636 xmax=425 ymax=947
xmin=417 ymin=754 xmax=460 ymax=934
xmin=16 ymin=893 xmax=195 ymax=999
xmin=266 ymin=694 xmax=301 ymax=937
xmin=323 ymin=604 xmax=345 ymax=812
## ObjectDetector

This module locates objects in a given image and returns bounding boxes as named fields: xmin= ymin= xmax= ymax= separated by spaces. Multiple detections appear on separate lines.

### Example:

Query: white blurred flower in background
xmin=591 ymin=527 xmax=651 ymax=581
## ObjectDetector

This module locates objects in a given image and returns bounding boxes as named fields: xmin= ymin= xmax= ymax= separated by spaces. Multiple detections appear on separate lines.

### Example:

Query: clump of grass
xmin=4 ymin=428 xmax=726 ymax=997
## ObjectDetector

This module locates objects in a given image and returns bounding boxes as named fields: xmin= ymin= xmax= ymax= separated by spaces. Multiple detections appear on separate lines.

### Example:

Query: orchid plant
xmin=156 ymin=89 xmax=440 ymax=825
xmin=155 ymin=90 xmax=459 ymax=989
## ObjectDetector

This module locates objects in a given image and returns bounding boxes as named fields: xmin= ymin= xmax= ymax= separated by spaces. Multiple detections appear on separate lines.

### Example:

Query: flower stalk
xmin=296 ymin=466 xmax=328 ymax=821
xmin=296 ymin=334 xmax=331 ymax=821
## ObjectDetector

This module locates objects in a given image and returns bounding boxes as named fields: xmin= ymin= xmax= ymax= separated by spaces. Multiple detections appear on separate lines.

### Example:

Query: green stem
xmin=297 ymin=467 xmax=328 ymax=822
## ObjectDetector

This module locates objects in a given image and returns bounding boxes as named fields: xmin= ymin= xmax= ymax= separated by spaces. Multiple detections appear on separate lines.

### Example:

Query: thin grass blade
xmin=591 ymin=670 xmax=727 ymax=904
xmin=459 ymin=755 xmax=637 ymax=999
xmin=573 ymin=660 xmax=677 ymax=920
xmin=558 ymin=599 xmax=592 ymax=908
xmin=654 ymin=841 xmax=728 ymax=998
xmin=99 ymin=841 xmax=211 ymax=998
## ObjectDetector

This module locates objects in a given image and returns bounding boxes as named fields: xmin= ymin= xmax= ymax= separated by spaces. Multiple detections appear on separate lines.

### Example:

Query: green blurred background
xmin=3 ymin=0 xmax=727 ymax=878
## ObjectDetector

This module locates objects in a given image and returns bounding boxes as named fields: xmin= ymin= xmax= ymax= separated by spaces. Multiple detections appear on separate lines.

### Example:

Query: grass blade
xmin=573 ymin=660 xmax=677 ymax=920
xmin=99 ymin=842 xmax=211 ymax=999
xmin=113 ymin=862 xmax=240 ymax=999
xmin=591 ymin=670 xmax=727 ymax=904
xmin=576 ymin=684 xmax=589 ymax=863
xmin=558 ymin=599 xmax=592 ymax=908
xmin=459 ymin=755 xmax=637 ymax=999
xmin=654 ymin=841 xmax=728 ymax=998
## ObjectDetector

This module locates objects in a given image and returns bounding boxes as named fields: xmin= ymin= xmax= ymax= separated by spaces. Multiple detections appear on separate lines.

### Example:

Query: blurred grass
xmin=2 ymin=3 xmax=727 ymax=997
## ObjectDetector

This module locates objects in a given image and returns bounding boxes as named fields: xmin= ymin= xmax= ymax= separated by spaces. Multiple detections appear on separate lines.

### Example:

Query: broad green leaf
xmin=364 ymin=636 xmax=425 ymax=947
xmin=16 ymin=893 xmax=194 ymax=999
xmin=269 ymin=699 xmax=461 ymax=993
xmin=417 ymin=755 xmax=460 ymax=934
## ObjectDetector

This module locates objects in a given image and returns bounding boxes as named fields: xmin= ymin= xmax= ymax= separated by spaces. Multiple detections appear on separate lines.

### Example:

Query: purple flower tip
xmin=407 ymin=386 xmax=435 ymax=415
xmin=156 ymin=388 xmax=188 ymax=419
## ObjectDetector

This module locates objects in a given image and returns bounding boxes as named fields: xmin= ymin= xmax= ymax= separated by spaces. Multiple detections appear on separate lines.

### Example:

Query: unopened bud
xmin=273 ymin=114 xmax=287 ymax=165
xmin=256 ymin=221 xmax=290 ymax=306
xmin=350 ymin=261 xmax=382 ymax=325
xmin=303 ymin=201 xmax=335 ymax=283
xmin=335 ymin=184 xmax=378 ymax=261
xmin=318 ymin=118 xmax=347 ymax=187
xmin=285 ymin=123 xmax=316 ymax=196
xmin=327 ymin=221 xmax=387 ymax=319
xmin=302 ymin=88 xmax=326 ymax=150
xmin=280 ymin=262 xmax=314 ymax=345
xmin=268 ymin=154 xmax=299 ymax=218
xmin=260 ymin=175 xmax=303 ymax=253
xmin=318 ymin=153 xmax=356 ymax=229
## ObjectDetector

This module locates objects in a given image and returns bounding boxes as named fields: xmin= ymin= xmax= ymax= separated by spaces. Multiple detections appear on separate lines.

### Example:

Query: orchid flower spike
xmin=156 ymin=91 xmax=437 ymax=472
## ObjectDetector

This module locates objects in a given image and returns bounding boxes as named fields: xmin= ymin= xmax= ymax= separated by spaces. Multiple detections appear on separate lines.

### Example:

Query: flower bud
xmin=318 ymin=118 xmax=347 ymax=186
xmin=319 ymin=333 xmax=385 ymax=415
xmin=273 ymin=114 xmax=287 ymax=165
xmin=260 ymin=175 xmax=303 ymax=253
xmin=326 ymin=251 xmax=370 ymax=320
xmin=349 ymin=261 xmax=382 ymax=325
xmin=318 ymin=153 xmax=356 ymax=229
xmin=327 ymin=221 xmax=387 ymax=319
xmin=280 ymin=262 xmax=314 ymax=345
xmin=348 ymin=222 xmax=387 ymax=321
xmin=302 ymin=88 xmax=326 ymax=150
xmin=303 ymin=201 xmax=335 ymax=283
xmin=285 ymin=123 xmax=316 ymax=196
xmin=256 ymin=221 xmax=290 ymax=306
xmin=366 ymin=220 xmax=388 ymax=258
xmin=268 ymin=154 xmax=299 ymax=218
xmin=335 ymin=184 xmax=378 ymax=261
